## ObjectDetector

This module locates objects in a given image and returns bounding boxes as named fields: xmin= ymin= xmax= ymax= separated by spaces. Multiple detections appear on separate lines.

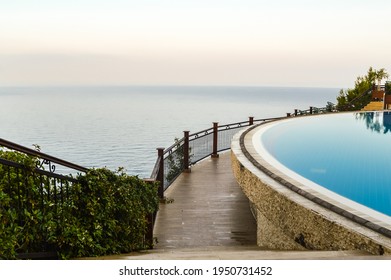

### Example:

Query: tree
xmin=375 ymin=68 xmax=389 ymax=91
xmin=336 ymin=67 xmax=387 ymax=111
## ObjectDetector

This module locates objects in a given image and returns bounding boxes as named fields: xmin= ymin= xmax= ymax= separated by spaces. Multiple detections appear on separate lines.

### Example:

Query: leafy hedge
xmin=0 ymin=148 xmax=159 ymax=259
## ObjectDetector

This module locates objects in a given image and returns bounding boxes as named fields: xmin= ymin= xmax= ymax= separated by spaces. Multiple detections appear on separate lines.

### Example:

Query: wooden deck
xmin=153 ymin=152 xmax=257 ymax=249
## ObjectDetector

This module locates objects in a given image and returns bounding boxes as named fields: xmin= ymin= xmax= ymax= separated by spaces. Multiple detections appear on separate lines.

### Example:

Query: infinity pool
xmin=258 ymin=112 xmax=391 ymax=218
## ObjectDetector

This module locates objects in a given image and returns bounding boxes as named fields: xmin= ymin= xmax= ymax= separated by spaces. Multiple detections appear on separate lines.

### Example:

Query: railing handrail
xmin=217 ymin=120 xmax=249 ymax=130
xmin=163 ymin=137 xmax=185 ymax=156
xmin=291 ymin=104 xmax=334 ymax=116
xmin=253 ymin=116 xmax=285 ymax=123
xmin=189 ymin=127 xmax=213 ymax=138
xmin=0 ymin=138 xmax=88 ymax=173
xmin=0 ymin=157 xmax=79 ymax=182
xmin=150 ymin=155 xmax=161 ymax=180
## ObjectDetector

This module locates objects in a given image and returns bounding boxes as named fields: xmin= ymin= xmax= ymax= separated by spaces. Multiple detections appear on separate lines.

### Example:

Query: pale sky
xmin=0 ymin=0 xmax=390 ymax=87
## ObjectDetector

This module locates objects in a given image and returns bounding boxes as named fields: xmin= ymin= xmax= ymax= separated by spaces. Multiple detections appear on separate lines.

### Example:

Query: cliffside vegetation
xmin=336 ymin=67 xmax=389 ymax=111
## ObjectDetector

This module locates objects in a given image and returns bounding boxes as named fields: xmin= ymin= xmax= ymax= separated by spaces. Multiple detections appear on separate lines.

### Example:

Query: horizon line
xmin=0 ymin=84 xmax=345 ymax=89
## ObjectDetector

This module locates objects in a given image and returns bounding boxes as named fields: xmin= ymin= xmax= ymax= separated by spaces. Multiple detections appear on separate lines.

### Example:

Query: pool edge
xmin=231 ymin=118 xmax=391 ymax=255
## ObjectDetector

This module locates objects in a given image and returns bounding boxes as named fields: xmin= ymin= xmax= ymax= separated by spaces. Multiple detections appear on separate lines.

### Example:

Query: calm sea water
xmin=0 ymin=86 xmax=337 ymax=178
xmin=261 ymin=112 xmax=391 ymax=216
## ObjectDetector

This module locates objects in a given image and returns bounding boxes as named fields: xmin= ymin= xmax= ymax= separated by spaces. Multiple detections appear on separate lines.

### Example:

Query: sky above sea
xmin=0 ymin=0 xmax=390 ymax=88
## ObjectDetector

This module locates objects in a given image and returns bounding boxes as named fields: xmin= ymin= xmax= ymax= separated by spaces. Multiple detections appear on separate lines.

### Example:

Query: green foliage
xmin=325 ymin=102 xmax=335 ymax=112
xmin=336 ymin=67 xmax=379 ymax=111
xmin=0 ymin=148 xmax=47 ymax=259
xmin=375 ymin=68 xmax=389 ymax=86
xmin=58 ymin=168 xmax=159 ymax=259
xmin=385 ymin=82 xmax=391 ymax=95
xmin=165 ymin=138 xmax=193 ymax=183
xmin=0 ymin=148 xmax=159 ymax=259
xmin=166 ymin=141 xmax=184 ymax=183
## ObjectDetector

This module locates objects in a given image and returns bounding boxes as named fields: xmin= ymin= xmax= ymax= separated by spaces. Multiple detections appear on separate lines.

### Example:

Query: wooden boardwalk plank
xmin=153 ymin=152 xmax=257 ymax=249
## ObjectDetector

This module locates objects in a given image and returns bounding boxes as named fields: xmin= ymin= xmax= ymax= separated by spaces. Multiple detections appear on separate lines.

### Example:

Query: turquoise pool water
xmin=261 ymin=112 xmax=391 ymax=217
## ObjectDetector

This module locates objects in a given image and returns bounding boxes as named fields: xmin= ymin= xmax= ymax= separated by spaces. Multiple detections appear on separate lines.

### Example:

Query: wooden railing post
xmin=249 ymin=116 xmax=254 ymax=125
xmin=183 ymin=131 xmax=191 ymax=172
xmin=211 ymin=122 xmax=219 ymax=158
xmin=157 ymin=148 xmax=165 ymax=198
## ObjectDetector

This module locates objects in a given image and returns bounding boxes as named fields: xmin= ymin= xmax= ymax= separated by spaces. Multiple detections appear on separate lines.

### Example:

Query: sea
xmin=0 ymin=86 xmax=337 ymax=178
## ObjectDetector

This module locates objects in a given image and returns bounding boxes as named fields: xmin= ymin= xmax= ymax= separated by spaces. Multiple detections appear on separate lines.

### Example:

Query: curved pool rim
xmin=239 ymin=113 xmax=391 ymax=238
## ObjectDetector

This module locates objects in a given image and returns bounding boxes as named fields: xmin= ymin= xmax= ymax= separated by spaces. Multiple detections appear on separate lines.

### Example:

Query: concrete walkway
xmin=92 ymin=151 xmax=386 ymax=260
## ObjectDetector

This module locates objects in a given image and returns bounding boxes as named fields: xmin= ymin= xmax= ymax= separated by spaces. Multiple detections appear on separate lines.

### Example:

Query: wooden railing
xmin=149 ymin=105 xmax=333 ymax=198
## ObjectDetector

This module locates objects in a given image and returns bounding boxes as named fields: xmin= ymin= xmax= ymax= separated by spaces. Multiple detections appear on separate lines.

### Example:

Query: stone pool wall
xmin=231 ymin=128 xmax=391 ymax=255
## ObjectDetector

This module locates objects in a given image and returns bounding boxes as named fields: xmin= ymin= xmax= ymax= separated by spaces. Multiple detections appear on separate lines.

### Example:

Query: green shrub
xmin=0 ymin=148 xmax=159 ymax=259
xmin=385 ymin=82 xmax=391 ymax=95
xmin=58 ymin=168 xmax=159 ymax=259
xmin=0 ymin=149 xmax=51 ymax=259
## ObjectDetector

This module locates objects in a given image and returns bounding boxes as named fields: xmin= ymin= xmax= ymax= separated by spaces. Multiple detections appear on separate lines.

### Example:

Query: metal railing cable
xmin=0 ymin=138 xmax=88 ymax=173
